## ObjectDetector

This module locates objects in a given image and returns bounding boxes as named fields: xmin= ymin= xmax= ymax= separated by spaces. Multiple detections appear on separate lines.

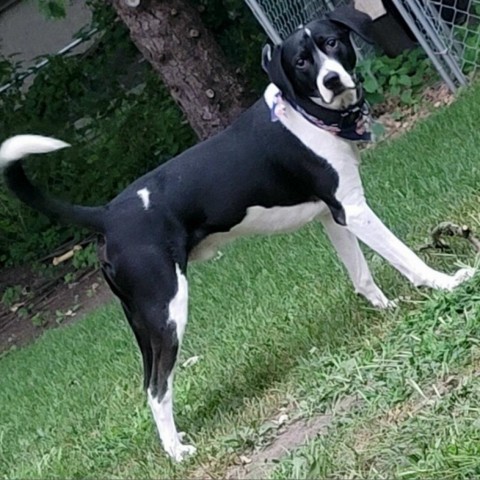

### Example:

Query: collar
xmin=265 ymin=83 xmax=372 ymax=142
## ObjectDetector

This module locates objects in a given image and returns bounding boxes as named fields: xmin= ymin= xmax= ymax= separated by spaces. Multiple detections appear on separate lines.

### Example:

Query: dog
xmin=0 ymin=6 xmax=474 ymax=462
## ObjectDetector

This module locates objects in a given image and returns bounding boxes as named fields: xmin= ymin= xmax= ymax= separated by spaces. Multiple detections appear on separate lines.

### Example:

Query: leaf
xmin=363 ymin=75 xmax=379 ymax=93
xmin=390 ymin=85 xmax=401 ymax=96
xmin=400 ymin=89 xmax=413 ymax=104
xmin=398 ymin=74 xmax=412 ymax=87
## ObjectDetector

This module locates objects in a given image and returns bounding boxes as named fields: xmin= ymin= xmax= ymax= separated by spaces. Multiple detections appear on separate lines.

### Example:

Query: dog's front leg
xmin=345 ymin=203 xmax=475 ymax=290
xmin=320 ymin=213 xmax=394 ymax=308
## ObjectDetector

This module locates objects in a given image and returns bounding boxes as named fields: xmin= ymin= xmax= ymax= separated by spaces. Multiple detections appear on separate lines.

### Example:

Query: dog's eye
xmin=296 ymin=58 xmax=307 ymax=68
xmin=325 ymin=38 xmax=338 ymax=49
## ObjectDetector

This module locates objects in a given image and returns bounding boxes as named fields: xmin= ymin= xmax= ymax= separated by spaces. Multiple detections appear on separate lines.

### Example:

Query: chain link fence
xmin=244 ymin=0 xmax=349 ymax=43
xmin=390 ymin=0 xmax=474 ymax=91
xmin=245 ymin=0 xmax=480 ymax=92
xmin=244 ymin=0 xmax=372 ymax=58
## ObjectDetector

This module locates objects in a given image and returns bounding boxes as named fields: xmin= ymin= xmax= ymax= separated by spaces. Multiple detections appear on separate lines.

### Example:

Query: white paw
xmin=370 ymin=296 xmax=397 ymax=309
xmin=361 ymin=287 xmax=396 ymax=309
xmin=166 ymin=441 xmax=197 ymax=463
xmin=452 ymin=267 xmax=476 ymax=286
xmin=436 ymin=267 xmax=475 ymax=291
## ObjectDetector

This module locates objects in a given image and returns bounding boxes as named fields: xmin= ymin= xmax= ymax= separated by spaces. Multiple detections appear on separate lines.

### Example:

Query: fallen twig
xmin=419 ymin=221 xmax=480 ymax=253
xmin=52 ymin=245 xmax=82 ymax=266
xmin=37 ymin=234 xmax=96 ymax=264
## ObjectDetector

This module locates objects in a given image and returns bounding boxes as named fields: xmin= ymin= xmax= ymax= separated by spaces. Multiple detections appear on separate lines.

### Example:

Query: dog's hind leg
xmin=320 ymin=214 xmax=394 ymax=308
xmin=120 ymin=302 xmax=153 ymax=390
xmin=105 ymin=248 xmax=195 ymax=462
xmin=139 ymin=261 xmax=196 ymax=463
xmin=344 ymin=203 xmax=475 ymax=290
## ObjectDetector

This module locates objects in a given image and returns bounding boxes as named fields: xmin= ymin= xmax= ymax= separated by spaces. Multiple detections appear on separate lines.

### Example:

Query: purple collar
xmin=270 ymin=90 xmax=372 ymax=142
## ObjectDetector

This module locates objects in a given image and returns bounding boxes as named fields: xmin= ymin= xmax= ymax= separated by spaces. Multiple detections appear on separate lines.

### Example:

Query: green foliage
xmin=1 ymin=284 xmax=23 ymax=309
xmin=357 ymin=48 xmax=438 ymax=105
xmin=72 ymin=244 xmax=98 ymax=270
xmin=0 ymin=2 xmax=196 ymax=267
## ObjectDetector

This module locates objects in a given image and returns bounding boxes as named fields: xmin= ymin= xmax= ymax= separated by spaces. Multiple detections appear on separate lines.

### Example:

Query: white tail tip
xmin=0 ymin=134 xmax=70 ymax=167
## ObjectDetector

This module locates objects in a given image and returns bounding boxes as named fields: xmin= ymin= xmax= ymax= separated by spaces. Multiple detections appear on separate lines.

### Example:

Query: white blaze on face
xmin=317 ymin=57 xmax=355 ymax=104
xmin=304 ymin=27 xmax=356 ymax=105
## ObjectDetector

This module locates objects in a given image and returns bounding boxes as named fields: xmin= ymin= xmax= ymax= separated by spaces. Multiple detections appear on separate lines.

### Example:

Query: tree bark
xmin=110 ymin=0 xmax=249 ymax=140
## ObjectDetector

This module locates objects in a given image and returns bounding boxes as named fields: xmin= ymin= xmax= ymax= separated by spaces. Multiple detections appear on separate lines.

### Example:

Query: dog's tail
xmin=0 ymin=135 xmax=105 ymax=233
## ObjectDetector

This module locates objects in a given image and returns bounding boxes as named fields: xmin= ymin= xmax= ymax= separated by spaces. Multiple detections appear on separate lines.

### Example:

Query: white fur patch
xmin=320 ymin=214 xmax=393 ymax=308
xmin=316 ymin=57 xmax=356 ymax=105
xmin=0 ymin=134 xmax=70 ymax=166
xmin=147 ymin=381 xmax=196 ymax=462
xmin=136 ymin=188 xmax=151 ymax=210
xmin=168 ymin=264 xmax=188 ymax=342
xmin=189 ymin=201 xmax=328 ymax=261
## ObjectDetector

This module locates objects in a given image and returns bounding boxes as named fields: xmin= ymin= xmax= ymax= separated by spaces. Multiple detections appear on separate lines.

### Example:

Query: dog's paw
xmin=362 ymin=287 xmax=396 ymax=309
xmin=434 ymin=267 xmax=476 ymax=291
xmin=166 ymin=442 xmax=197 ymax=463
xmin=448 ymin=267 xmax=475 ymax=290
xmin=370 ymin=296 xmax=397 ymax=310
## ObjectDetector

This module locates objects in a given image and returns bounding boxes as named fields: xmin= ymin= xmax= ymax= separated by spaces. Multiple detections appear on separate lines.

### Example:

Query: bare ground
xmin=0 ymin=262 xmax=113 ymax=354
xmin=222 ymin=396 xmax=360 ymax=480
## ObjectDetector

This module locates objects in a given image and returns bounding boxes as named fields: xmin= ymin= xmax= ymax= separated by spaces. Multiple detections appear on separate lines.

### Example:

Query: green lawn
xmin=2 ymin=83 xmax=480 ymax=479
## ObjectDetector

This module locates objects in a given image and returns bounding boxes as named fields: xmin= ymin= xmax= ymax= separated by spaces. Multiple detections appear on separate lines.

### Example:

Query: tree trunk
xmin=110 ymin=0 xmax=250 ymax=140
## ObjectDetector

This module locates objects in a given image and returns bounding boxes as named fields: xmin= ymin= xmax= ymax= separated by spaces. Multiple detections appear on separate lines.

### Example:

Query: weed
xmin=31 ymin=312 xmax=47 ymax=327
xmin=358 ymin=48 xmax=438 ymax=106
xmin=71 ymin=244 xmax=98 ymax=270
xmin=1 ymin=285 xmax=23 ymax=309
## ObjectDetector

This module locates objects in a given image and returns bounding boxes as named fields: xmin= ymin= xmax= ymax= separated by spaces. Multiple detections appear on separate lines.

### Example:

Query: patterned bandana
xmin=266 ymin=84 xmax=372 ymax=142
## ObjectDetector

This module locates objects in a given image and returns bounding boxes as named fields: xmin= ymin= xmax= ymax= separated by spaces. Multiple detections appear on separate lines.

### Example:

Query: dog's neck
xmin=265 ymin=83 xmax=372 ymax=142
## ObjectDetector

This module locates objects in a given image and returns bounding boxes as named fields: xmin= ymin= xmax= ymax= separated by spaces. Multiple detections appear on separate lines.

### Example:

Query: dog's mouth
xmin=328 ymin=84 xmax=349 ymax=97
xmin=312 ymin=82 xmax=358 ymax=109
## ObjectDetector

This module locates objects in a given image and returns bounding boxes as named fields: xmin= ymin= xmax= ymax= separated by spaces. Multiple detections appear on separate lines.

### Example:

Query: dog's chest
xmin=264 ymin=84 xmax=363 ymax=201
xmin=284 ymin=111 xmax=360 ymax=195
xmin=189 ymin=201 xmax=327 ymax=261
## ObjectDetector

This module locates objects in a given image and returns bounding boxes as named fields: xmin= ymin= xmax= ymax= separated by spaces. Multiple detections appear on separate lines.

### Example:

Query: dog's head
xmin=262 ymin=6 xmax=373 ymax=111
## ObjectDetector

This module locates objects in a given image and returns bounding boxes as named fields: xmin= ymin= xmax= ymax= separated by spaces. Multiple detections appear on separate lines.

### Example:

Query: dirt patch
xmin=371 ymin=83 xmax=455 ymax=144
xmin=225 ymin=395 xmax=359 ymax=480
xmin=0 ymin=261 xmax=113 ymax=354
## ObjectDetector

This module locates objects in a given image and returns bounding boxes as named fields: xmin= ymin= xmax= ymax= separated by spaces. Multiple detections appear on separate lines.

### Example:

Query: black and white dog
xmin=0 ymin=6 xmax=473 ymax=462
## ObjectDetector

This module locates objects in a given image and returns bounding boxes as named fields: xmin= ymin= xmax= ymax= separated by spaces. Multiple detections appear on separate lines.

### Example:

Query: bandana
xmin=265 ymin=83 xmax=372 ymax=142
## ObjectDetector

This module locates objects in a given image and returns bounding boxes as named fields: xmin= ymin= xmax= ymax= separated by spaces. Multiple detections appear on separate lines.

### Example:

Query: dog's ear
xmin=326 ymin=6 xmax=374 ymax=44
xmin=263 ymin=44 xmax=296 ymax=101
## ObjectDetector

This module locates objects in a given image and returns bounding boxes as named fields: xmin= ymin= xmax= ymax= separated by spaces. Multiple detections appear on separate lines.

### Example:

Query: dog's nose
xmin=323 ymin=71 xmax=342 ymax=90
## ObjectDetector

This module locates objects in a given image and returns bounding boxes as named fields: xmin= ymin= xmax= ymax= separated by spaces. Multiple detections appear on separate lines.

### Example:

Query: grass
xmin=271 ymin=276 xmax=480 ymax=479
xmin=2 ymin=83 xmax=480 ymax=478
